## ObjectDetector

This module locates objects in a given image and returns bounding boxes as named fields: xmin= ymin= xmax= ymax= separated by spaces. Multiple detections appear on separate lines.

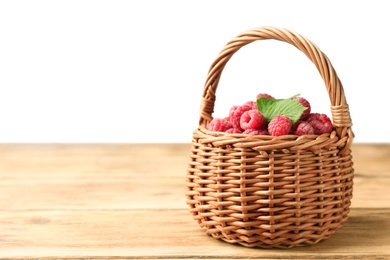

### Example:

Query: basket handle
xmin=199 ymin=26 xmax=353 ymax=151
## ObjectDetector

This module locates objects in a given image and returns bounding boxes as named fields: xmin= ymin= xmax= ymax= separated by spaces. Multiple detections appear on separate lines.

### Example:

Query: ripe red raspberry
xmin=229 ymin=105 xmax=252 ymax=129
xmin=268 ymin=115 xmax=292 ymax=136
xmin=243 ymin=129 xmax=269 ymax=135
xmin=240 ymin=109 xmax=267 ymax=130
xmin=293 ymin=96 xmax=311 ymax=120
xmin=307 ymin=113 xmax=333 ymax=134
xmin=206 ymin=117 xmax=232 ymax=132
xmin=256 ymin=93 xmax=275 ymax=100
xmin=226 ymin=128 xmax=242 ymax=134
xmin=290 ymin=120 xmax=301 ymax=134
xmin=294 ymin=121 xmax=315 ymax=135
xmin=242 ymin=101 xmax=258 ymax=110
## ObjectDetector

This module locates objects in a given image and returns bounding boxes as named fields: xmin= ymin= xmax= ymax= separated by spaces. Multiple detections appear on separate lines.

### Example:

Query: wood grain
xmin=0 ymin=143 xmax=389 ymax=259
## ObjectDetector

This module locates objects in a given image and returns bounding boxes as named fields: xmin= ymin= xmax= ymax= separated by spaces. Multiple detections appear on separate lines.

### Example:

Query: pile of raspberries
xmin=206 ymin=93 xmax=333 ymax=136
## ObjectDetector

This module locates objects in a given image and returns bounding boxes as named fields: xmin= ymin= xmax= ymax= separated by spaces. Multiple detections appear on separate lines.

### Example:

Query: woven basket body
xmin=186 ymin=26 xmax=354 ymax=248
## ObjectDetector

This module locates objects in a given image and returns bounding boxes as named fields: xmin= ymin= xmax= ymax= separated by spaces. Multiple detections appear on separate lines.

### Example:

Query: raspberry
xmin=268 ymin=115 xmax=292 ymax=136
xmin=243 ymin=101 xmax=258 ymax=110
xmin=243 ymin=129 xmax=268 ymax=135
xmin=229 ymin=105 xmax=252 ymax=129
xmin=293 ymin=96 xmax=311 ymax=120
xmin=294 ymin=121 xmax=315 ymax=135
xmin=240 ymin=109 xmax=267 ymax=130
xmin=256 ymin=93 xmax=275 ymax=100
xmin=307 ymin=113 xmax=333 ymax=134
xmin=290 ymin=120 xmax=301 ymax=134
xmin=226 ymin=128 xmax=242 ymax=134
xmin=206 ymin=117 xmax=232 ymax=132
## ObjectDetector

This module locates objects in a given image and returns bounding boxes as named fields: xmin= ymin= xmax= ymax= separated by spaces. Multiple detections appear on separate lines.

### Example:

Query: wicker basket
xmin=186 ymin=26 xmax=354 ymax=249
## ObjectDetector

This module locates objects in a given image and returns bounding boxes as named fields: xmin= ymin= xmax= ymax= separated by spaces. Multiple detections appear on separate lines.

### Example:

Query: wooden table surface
xmin=0 ymin=143 xmax=389 ymax=259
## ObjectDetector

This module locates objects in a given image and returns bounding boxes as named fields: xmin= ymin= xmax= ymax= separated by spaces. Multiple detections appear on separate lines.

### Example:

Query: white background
xmin=0 ymin=0 xmax=388 ymax=143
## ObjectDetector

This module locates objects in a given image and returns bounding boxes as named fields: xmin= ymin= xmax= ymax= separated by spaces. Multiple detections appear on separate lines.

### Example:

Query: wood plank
xmin=347 ymin=143 xmax=390 ymax=208
xmin=0 ymin=208 xmax=389 ymax=259
xmin=0 ymin=144 xmax=189 ymax=210
xmin=352 ymin=143 xmax=390 ymax=177
xmin=0 ymin=143 xmax=191 ymax=179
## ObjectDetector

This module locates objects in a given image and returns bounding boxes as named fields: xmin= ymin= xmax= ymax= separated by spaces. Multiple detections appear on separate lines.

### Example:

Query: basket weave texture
xmin=186 ymin=26 xmax=354 ymax=248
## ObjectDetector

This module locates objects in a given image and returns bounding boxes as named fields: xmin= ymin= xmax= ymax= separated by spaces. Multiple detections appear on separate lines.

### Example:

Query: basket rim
xmin=193 ymin=126 xmax=347 ymax=153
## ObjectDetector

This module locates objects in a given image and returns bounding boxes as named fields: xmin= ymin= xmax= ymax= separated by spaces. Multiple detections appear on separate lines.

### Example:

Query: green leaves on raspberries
xmin=256 ymin=94 xmax=307 ymax=124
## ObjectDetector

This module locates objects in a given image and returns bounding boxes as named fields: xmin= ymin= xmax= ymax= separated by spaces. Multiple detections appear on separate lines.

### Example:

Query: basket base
xmin=210 ymin=232 xmax=333 ymax=249
xmin=199 ymin=219 xmax=346 ymax=249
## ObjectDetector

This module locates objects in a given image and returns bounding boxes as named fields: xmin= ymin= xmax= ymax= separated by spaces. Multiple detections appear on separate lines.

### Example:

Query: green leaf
xmin=256 ymin=97 xmax=307 ymax=124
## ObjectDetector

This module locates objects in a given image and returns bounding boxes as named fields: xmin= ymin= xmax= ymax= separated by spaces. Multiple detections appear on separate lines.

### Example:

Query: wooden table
xmin=0 ymin=143 xmax=389 ymax=259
